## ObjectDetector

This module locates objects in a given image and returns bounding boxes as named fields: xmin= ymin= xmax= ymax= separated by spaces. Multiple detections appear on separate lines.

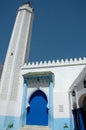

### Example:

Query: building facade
xmin=0 ymin=2 xmax=86 ymax=130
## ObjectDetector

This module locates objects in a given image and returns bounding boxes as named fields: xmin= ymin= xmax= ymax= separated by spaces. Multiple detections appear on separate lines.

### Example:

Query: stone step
xmin=19 ymin=125 xmax=50 ymax=130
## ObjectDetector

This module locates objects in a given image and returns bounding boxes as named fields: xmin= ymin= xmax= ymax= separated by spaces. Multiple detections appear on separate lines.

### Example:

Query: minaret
xmin=0 ymin=2 xmax=33 ymax=128
xmin=0 ymin=2 xmax=33 ymax=100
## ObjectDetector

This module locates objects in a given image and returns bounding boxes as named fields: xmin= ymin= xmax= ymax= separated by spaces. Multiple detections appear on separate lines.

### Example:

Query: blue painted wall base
xmin=53 ymin=118 xmax=72 ymax=130
xmin=0 ymin=115 xmax=23 ymax=130
xmin=0 ymin=115 xmax=72 ymax=130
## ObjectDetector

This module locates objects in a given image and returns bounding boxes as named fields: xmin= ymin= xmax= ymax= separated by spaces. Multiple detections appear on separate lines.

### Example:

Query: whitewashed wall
xmin=22 ymin=59 xmax=86 ymax=118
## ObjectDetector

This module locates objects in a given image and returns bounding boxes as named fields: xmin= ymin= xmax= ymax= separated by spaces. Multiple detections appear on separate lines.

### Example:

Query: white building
xmin=0 ymin=2 xmax=86 ymax=130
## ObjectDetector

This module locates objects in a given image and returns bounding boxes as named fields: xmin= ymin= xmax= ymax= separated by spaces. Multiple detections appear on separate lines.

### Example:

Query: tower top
xmin=18 ymin=1 xmax=33 ymax=12
xmin=23 ymin=1 xmax=32 ymax=7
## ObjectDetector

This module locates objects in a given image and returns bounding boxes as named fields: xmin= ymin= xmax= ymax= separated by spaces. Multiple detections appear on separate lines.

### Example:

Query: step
xmin=19 ymin=125 xmax=50 ymax=130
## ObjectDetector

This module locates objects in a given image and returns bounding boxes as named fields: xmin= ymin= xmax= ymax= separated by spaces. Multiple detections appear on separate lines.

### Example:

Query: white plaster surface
xmin=22 ymin=62 xmax=86 ymax=118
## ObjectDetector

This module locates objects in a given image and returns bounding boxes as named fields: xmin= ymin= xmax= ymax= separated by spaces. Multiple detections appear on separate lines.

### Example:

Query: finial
xmin=22 ymin=1 xmax=32 ymax=8
xmin=18 ymin=1 xmax=33 ymax=13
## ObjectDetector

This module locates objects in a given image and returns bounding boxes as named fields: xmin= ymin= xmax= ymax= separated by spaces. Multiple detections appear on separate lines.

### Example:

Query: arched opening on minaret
xmin=26 ymin=90 xmax=48 ymax=126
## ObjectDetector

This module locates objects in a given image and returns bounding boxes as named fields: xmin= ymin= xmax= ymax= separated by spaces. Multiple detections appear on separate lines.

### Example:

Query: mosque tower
xmin=0 ymin=2 xmax=34 ymax=129
xmin=0 ymin=2 xmax=86 ymax=130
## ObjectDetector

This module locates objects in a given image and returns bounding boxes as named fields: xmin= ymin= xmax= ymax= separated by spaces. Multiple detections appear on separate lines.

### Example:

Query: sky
xmin=0 ymin=0 xmax=86 ymax=63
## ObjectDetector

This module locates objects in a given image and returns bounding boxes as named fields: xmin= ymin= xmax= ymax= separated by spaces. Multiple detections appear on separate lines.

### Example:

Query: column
xmin=78 ymin=108 xmax=85 ymax=130
xmin=48 ymin=81 xmax=53 ymax=128
xmin=72 ymin=109 xmax=78 ymax=130
xmin=21 ymin=78 xmax=28 ymax=127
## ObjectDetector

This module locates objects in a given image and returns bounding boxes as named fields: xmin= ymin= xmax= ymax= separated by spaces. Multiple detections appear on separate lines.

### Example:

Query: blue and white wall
xmin=0 ymin=2 xmax=86 ymax=130
xmin=0 ymin=3 xmax=33 ymax=130
xmin=21 ymin=58 xmax=86 ymax=130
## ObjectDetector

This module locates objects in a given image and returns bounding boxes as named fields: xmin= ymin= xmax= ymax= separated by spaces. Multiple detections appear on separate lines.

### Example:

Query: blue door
xmin=26 ymin=90 xmax=48 ymax=126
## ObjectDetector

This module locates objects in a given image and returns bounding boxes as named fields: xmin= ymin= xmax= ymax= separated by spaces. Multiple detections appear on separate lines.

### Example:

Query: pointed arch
xmin=29 ymin=89 xmax=48 ymax=104
xmin=27 ymin=88 xmax=49 ymax=108
xmin=26 ymin=90 xmax=48 ymax=125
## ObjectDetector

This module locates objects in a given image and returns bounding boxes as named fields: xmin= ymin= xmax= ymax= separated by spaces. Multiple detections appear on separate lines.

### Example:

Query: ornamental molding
xmin=22 ymin=57 xmax=86 ymax=69
xmin=27 ymin=76 xmax=50 ymax=88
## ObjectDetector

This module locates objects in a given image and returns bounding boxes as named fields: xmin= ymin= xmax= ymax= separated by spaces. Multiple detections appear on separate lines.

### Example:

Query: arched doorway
xmin=26 ymin=90 xmax=48 ymax=126
xmin=78 ymin=94 xmax=86 ymax=129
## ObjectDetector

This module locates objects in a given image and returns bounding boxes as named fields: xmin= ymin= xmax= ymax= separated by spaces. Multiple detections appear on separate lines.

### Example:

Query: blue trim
xmin=48 ymin=82 xmax=54 ymax=129
xmin=24 ymin=75 xmax=53 ymax=82
xmin=20 ymin=81 xmax=28 ymax=126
